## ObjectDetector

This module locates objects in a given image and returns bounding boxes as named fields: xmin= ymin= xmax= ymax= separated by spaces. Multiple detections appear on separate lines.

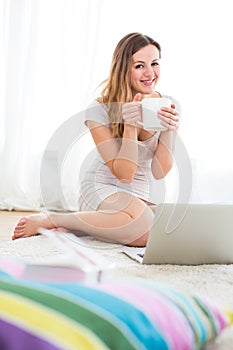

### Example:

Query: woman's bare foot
xmin=12 ymin=213 xmax=55 ymax=240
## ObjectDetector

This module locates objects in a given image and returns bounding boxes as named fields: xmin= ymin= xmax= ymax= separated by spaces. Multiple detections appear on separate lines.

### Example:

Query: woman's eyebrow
xmin=133 ymin=58 xmax=159 ymax=64
xmin=133 ymin=60 xmax=145 ymax=64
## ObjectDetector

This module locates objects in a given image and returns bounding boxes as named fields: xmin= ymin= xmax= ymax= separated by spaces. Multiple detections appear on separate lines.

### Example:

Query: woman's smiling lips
xmin=140 ymin=78 xmax=155 ymax=86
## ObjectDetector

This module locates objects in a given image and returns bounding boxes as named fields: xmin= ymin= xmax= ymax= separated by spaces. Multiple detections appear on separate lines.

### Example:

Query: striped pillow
xmin=0 ymin=272 xmax=232 ymax=350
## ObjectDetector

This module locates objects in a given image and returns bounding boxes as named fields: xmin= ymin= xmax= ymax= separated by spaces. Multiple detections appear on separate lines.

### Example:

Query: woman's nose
xmin=144 ymin=65 xmax=154 ymax=77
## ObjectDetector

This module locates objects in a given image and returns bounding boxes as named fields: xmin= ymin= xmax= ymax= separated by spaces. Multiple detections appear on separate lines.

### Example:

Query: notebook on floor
xmin=123 ymin=203 xmax=233 ymax=265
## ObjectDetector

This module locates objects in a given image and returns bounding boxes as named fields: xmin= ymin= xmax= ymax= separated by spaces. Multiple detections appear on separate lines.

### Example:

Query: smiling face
xmin=131 ymin=44 xmax=160 ymax=96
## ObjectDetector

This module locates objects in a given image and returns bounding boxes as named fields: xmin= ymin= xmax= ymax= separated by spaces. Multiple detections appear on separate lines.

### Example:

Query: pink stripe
xmin=98 ymin=283 xmax=194 ymax=350
xmin=196 ymin=295 xmax=228 ymax=332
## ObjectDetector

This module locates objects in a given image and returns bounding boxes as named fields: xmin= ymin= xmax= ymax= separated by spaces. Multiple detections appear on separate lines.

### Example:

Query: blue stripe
xmin=0 ymin=270 xmax=12 ymax=279
xmin=46 ymin=282 xmax=170 ymax=350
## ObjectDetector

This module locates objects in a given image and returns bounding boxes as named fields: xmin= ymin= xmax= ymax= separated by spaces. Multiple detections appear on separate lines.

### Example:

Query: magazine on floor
xmin=0 ymin=229 xmax=115 ymax=283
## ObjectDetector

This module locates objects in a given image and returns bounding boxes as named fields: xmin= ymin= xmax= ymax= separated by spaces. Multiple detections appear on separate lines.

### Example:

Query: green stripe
xmin=193 ymin=296 xmax=218 ymax=338
xmin=0 ymin=279 xmax=137 ymax=350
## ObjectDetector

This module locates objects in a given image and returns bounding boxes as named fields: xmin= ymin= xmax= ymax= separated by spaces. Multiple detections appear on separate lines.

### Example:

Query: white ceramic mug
xmin=141 ymin=97 xmax=172 ymax=131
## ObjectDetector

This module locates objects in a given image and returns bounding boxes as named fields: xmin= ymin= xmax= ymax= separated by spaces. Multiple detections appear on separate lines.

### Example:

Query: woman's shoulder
xmin=87 ymin=99 xmax=104 ymax=109
xmin=85 ymin=100 xmax=109 ymax=126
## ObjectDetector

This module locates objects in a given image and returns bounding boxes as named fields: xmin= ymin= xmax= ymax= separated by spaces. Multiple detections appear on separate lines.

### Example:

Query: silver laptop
xmin=123 ymin=203 xmax=233 ymax=265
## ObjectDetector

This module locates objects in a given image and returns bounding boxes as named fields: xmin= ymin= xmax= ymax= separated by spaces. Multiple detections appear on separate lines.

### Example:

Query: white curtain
xmin=0 ymin=0 xmax=233 ymax=211
xmin=0 ymin=0 xmax=102 ymax=210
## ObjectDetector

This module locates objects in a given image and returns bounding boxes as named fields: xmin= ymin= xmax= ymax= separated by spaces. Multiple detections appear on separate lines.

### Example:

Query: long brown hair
xmin=98 ymin=32 xmax=161 ymax=138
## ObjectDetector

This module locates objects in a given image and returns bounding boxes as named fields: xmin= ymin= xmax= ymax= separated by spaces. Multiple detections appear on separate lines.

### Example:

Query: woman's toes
xmin=18 ymin=218 xmax=26 ymax=225
xmin=14 ymin=218 xmax=26 ymax=231
xmin=12 ymin=231 xmax=23 ymax=240
xmin=12 ymin=213 xmax=55 ymax=240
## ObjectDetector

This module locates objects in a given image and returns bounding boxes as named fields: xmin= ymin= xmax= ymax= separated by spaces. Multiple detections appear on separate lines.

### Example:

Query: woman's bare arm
xmin=151 ymin=130 xmax=177 ymax=179
xmin=151 ymin=103 xmax=179 ymax=179
xmin=87 ymin=121 xmax=138 ymax=183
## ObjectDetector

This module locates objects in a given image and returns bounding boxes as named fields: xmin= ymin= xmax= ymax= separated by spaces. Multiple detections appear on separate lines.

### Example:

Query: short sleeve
xmin=85 ymin=100 xmax=110 ymax=127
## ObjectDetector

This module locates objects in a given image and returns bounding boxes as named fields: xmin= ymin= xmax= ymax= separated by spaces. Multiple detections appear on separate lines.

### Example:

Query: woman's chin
xmin=140 ymin=86 xmax=155 ymax=95
xmin=140 ymin=89 xmax=155 ymax=96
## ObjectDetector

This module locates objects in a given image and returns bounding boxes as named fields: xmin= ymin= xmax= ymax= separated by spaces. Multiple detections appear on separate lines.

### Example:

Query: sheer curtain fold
xmin=0 ymin=0 xmax=41 ymax=210
xmin=0 ymin=0 xmax=102 ymax=210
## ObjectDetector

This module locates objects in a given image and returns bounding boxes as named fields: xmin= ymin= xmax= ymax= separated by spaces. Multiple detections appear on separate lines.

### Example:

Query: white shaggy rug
xmin=1 ymin=212 xmax=233 ymax=349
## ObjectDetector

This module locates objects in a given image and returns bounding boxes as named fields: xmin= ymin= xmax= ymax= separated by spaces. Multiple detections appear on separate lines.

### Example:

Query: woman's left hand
xmin=157 ymin=103 xmax=179 ymax=131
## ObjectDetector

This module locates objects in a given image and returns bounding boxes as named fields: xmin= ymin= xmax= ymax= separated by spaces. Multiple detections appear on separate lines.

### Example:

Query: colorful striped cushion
xmin=0 ymin=271 xmax=232 ymax=350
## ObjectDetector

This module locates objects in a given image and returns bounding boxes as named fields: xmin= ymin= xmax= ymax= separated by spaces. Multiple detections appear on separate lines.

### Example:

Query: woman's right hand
xmin=122 ymin=93 xmax=142 ymax=127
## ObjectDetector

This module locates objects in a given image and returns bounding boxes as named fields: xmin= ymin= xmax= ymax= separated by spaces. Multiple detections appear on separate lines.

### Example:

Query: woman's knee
xmin=98 ymin=192 xmax=154 ymax=245
xmin=127 ymin=230 xmax=150 ymax=247
xmin=123 ymin=203 xmax=154 ymax=246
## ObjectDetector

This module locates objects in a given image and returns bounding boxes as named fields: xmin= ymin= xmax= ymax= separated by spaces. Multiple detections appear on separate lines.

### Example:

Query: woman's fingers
xmin=122 ymin=102 xmax=142 ymax=125
xmin=157 ymin=106 xmax=180 ymax=129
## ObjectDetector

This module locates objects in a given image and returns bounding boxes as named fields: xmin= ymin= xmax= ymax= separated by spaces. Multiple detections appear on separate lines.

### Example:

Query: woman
xmin=13 ymin=32 xmax=180 ymax=246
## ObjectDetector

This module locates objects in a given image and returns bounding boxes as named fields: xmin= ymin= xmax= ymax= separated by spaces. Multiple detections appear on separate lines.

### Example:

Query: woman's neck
xmin=142 ymin=91 xmax=161 ymax=99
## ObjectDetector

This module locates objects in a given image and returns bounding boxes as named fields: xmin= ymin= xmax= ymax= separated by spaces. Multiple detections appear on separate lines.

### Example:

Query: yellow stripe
xmin=0 ymin=290 xmax=109 ymax=350
xmin=224 ymin=309 xmax=233 ymax=325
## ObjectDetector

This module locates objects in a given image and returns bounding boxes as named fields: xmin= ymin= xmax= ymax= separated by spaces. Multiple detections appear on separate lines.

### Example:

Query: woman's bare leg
xmin=12 ymin=192 xmax=155 ymax=246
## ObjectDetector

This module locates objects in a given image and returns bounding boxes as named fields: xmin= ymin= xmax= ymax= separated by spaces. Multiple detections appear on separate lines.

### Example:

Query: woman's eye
xmin=135 ymin=64 xmax=143 ymax=69
xmin=152 ymin=62 xmax=159 ymax=66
